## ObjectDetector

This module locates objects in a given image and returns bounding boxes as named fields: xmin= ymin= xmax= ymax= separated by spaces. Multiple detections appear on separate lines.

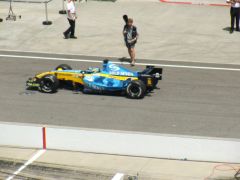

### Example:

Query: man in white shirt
xmin=63 ymin=0 xmax=77 ymax=39
xmin=227 ymin=0 xmax=240 ymax=33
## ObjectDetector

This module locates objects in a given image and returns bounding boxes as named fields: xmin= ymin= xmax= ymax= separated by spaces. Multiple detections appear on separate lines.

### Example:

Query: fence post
xmin=59 ymin=0 xmax=66 ymax=14
xmin=42 ymin=1 xmax=52 ymax=25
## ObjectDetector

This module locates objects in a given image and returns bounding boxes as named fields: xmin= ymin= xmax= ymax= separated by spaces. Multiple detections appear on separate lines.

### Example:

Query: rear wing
xmin=141 ymin=66 xmax=163 ymax=80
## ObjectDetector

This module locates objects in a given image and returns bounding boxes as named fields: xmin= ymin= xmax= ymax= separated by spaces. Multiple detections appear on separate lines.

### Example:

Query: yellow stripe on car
xmin=35 ymin=72 xmax=138 ymax=86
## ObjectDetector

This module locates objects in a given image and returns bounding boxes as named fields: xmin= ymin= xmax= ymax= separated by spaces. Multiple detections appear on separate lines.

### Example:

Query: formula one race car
xmin=26 ymin=60 xmax=162 ymax=99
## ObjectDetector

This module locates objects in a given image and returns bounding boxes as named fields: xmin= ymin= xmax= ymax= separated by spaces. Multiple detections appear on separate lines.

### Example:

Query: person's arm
xmin=123 ymin=25 xmax=127 ymax=35
xmin=72 ymin=12 xmax=77 ymax=20
xmin=123 ymin=25 xmax=127 ymax=38
xmin=129 ymin=26 xmax=138 ymax=43
xmin=123 ymin=30 xmax=125 ymax=36
xmin=135 ymin=28 xmax=139 ymax=41
xmin=71 ymin=4 xmax=77 ymax=20
xmin=130 ymin=36 xmax=138 ymax=43
xmin=226 ymin=0 xmax=236 ymax=4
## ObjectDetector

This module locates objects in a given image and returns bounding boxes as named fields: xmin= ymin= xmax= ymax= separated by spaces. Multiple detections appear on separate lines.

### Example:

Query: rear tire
xmin=39 ymin=75 xmax=59 ymax=93
xmin=55 ymin=64 xmax=72 ymax=70
xmin=126 ymin=80 xmax=146 ymax=99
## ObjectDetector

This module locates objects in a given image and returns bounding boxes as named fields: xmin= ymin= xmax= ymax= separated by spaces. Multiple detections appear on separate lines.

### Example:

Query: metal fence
xmin=0 ymin=0 xmax=53 ymax=25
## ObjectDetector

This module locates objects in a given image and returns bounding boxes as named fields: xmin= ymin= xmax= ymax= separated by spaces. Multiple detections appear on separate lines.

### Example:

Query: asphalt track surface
xmin=0 ymin=50 xmax=240 ymax=139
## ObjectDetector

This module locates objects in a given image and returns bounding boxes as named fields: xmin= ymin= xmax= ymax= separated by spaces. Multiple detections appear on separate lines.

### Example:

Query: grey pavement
xmin=0 ymin=51 xmax=240 ymax=139
xmin=0 ymin=0 xmax=239 ymax=64
xmin=0 ymin=1 xmax=240 ymax=179
xmin=0 ymin=146 xmax=239 ymax=180
xmin=156 ymin=0 xmax=228 ymax=5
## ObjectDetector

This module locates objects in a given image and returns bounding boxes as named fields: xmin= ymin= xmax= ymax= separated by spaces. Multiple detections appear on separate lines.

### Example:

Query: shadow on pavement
xmin=222 ymin=27 xmax=231 ymax=32
xmin=119 ymin=57 xmax=131 ymax=63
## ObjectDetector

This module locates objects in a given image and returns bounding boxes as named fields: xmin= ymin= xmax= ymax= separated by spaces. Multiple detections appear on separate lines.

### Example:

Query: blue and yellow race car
xmin=26 ymin=60 xmax=162 ymax=99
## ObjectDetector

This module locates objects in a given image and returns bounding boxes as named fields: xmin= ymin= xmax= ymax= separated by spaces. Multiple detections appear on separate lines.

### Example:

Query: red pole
xmin=42 ymin=127 xmax=47 ymax=149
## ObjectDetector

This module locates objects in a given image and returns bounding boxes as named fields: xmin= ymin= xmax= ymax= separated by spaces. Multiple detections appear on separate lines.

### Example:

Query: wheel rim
xmin=129 ymin=84 xmax=141 ymax=97
xmin=42 ymin=79 xmax=54 ymax=92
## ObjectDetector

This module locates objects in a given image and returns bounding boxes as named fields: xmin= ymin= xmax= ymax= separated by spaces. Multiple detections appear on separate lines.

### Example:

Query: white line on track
xmin=1 ymin=54 xmax=240 ymax=72
xmin=0 ymin=49 xmax=194 ymax=62
xmin=6 ymin=149 xmax=46 ymax=180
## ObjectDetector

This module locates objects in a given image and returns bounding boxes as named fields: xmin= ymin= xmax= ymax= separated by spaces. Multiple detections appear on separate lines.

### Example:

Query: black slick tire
xmin=39 ymin=75 xmax=59 ymax=93
xmin=126 ymin=80 xmax=146 ymax=99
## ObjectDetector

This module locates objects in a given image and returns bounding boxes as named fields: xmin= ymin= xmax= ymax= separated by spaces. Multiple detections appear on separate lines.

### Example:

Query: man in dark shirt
xmin=123 ymin=18 xmax=139 ymax=66
xmin=227 ymin=0 xmax=240 ymax=33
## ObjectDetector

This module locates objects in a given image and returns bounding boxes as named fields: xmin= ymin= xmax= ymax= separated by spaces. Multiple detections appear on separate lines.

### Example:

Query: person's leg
xmin=128 ymin=48 xmax=135 ymax=65
xmin=230 ymin=7 xmax=234 ymax=33
xmin=236 ymin=8 xmax=240 ymax=31
xmin=70 ymin=20 xmax=75 ymax=36
xmin=131 ymin=48 xmax=136 ymax=64
xmin=64 ymin=19 xmax=72 ymax=38
xmin=128 ymin=48 xmax=132 ymax=60
xmin=69 ymin=20 xmax=77 ymax=38
xmin=128 ymin=48 xmax=130 ymax=56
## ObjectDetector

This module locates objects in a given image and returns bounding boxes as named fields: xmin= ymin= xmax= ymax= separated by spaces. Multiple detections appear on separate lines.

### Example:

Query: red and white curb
xmin=160 ymin=0 xmax=229 ymax=7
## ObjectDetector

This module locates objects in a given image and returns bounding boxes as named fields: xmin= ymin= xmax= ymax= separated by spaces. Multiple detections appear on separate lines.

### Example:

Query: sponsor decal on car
xmin=84 ymin=75 xmax=95 ymax=82
xmin=85 ymin=83 xmax=105 ymax=91
xmin=109 ymin=64 xmax=120 ymax=71
xmin=109 ymin=71 xmax=134 ymax=76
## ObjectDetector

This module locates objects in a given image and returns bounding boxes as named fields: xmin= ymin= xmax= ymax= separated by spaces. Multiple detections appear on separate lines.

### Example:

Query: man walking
xmin=227 ymin=0 xmax=240 ymax=33
xmin=123 ymin=18 xmax=139 ymax=66
xmin=63 ymin=0 xmax=77 ymax=39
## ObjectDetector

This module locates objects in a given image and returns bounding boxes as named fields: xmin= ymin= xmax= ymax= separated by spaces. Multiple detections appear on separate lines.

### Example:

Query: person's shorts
xmin=125 ymin=42 xmax=135 ymax=49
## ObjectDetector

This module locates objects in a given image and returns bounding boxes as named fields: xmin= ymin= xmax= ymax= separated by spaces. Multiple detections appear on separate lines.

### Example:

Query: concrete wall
xmin=0 ymin=122 xmax=240 ymax=163
xmin=0 ymin=123 xmax=43 ymax=148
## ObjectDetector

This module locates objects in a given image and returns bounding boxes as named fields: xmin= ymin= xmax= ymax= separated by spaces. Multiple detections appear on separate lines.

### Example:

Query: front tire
xmin=39 ymin=75 xmax=59 ymax=93
xmin=126 ymin=80 xmax=146 ymax=99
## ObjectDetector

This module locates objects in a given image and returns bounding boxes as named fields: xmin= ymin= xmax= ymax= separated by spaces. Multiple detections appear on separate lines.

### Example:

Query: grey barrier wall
xmin=0 ymin=122 xmax=240 ymax=163
xmin=0 ymin=123 xmax=43 ymax=148
xmin=46 ymin=126 xmax=240 ymax=163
